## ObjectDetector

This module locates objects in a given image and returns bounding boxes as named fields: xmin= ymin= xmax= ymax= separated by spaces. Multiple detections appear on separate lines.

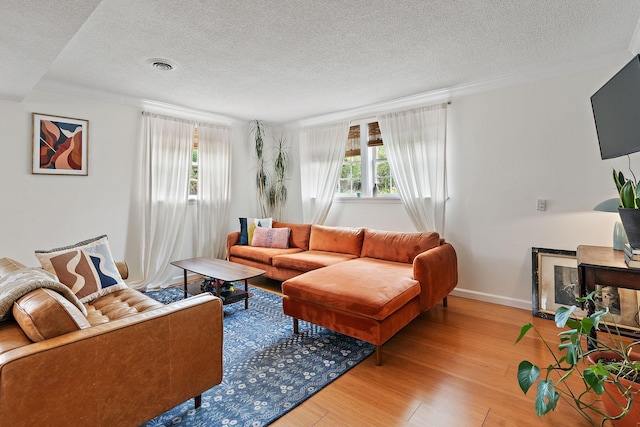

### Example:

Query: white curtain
xmin=299 ymin=122 xmax=349 ymax=224
xmin=378 ymin=104 xmax=448 ymax=234
xmin=129 ymin=113 xmax=194 ymax=290
xmin=196 ymin=123 xmax=231 ymax=259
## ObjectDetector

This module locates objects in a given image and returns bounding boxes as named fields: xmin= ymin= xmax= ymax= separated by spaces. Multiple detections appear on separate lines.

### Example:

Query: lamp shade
xmin=593 ymin=198 xmax=620 ymax=212
xmin=593 ymin=198 xmax=627 ymax=250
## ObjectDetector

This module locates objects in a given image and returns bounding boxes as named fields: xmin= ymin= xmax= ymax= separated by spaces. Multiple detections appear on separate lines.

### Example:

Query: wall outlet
xmin=537 ymin=199 xmax=546 ymax=211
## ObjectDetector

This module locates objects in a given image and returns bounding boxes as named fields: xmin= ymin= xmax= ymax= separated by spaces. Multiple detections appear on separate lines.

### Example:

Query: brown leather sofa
xmin=0 ymin=259 xmax=223 ymax=427
xmin=227 ymin=222 xmax=458 ymax=364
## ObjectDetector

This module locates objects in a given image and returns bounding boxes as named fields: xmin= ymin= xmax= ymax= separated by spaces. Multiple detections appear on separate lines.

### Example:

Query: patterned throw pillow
xmin=239 ymin=217 xmax=272 ymax=245
xmin=251 ymin=227 xmax=291 ymax=249
xmin=35 ymin=235 xmax=128 ymax=303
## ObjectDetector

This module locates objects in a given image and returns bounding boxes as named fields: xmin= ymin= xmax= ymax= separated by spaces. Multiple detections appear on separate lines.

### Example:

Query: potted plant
xmin=267 ymin=135 xmax=289 ymax=220
xmin=250 ymin=120 xmax=269 ymax=218
xmin=516 ymin=291 xmax=640 ymax=426
xmin=614 ymin=169 xmax=640 ymax=249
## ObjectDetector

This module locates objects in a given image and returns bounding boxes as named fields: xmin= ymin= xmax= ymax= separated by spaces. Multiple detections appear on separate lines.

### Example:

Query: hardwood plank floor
xmin=187 ymin=277 xmax=600 ymax=426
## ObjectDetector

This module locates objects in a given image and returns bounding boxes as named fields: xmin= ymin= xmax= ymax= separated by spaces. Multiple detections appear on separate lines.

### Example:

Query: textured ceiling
xmin=2 ymin=0 xmax=640 ymax=123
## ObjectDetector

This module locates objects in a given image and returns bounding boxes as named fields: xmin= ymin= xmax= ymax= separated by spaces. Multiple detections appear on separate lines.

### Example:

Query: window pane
xmin=337 ymin=155 xmax=361 ymax=194
xmin=375 ymin=146 xmax=396 ymax=195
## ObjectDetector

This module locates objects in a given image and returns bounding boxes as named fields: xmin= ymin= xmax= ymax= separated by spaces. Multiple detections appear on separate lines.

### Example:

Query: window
xmin=189 ymin=127 xmax=198 ymax=197
xmin=336 ymin=120 xmax=397 ymax=197
xmin=338 ymin=125 xmax=362 ymax=194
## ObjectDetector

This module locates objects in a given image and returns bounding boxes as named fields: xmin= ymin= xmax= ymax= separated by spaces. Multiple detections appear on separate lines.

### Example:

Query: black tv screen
xmin=591 ymin=54 xmax=640 ymax=160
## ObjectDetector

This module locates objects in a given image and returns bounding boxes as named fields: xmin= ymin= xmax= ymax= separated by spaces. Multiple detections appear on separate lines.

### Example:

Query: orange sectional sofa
xmin=226 ymin=222 xmax=458 ymax=364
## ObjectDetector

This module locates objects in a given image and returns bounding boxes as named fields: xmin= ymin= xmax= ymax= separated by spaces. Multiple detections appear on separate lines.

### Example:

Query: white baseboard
xmin=450 ymin=288 xmax=532 ymax=311
xmin=158 ymin=277 xmax=534 ymax=311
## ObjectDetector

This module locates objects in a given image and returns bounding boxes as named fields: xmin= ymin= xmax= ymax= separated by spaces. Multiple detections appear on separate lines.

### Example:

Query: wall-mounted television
xmin=591 ymin=54 xmax=640 ymax=160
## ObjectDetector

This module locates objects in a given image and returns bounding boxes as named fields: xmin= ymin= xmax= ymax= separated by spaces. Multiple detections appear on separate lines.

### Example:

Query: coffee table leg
xmin=244 ymin=279 xmax=249 ymax=309
xmin=183 ymin=269 xmax=188 ymax=299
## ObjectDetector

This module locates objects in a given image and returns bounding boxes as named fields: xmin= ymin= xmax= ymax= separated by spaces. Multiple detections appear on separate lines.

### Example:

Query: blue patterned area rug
xmin=143 ymin=285 xmax=375 ymax=426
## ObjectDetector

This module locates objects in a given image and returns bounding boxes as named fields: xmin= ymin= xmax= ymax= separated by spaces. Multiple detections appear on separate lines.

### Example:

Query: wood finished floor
xmin=186 ymin=277 xmax=600 ymax=426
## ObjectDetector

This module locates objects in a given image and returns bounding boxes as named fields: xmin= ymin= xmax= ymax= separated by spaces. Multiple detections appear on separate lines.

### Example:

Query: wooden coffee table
xmin=171 ymin=257 xmax=265 ymax=309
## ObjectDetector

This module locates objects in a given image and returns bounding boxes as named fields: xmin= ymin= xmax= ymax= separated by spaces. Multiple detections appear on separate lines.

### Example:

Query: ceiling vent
xmin=147 ymin=58 xmax=175 ymax=71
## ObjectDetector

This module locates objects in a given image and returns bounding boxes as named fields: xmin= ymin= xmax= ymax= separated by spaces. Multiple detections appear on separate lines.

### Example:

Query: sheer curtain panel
xmin=378 ymin=104 xmax=448 ymax=234
xmin=299 ymin=122 xmax=349 ymax=224
xmin=196 ymin=123 xmax=231 ymax=259
xmin=129 ymin=113 xmax=194 ymax=289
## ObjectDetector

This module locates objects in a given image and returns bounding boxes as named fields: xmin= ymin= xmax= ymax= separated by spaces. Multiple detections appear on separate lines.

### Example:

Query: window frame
xmin=335 ymin=119 xmax=399 ymax=199
xmin=188 ymin=127 xmax=198 ymax=201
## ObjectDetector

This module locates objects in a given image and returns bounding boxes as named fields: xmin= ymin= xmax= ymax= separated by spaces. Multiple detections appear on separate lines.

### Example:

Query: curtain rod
xmin=348 ymin=101 xmax=451 ymax=124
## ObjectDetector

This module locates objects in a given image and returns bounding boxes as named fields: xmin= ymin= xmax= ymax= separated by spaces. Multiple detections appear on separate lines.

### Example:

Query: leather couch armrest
xmin=0 ymin=293 xmax=223 ymax=426
xmin=413 ymin=242 xmax=458 ymax=312
xmin=115 ymin=261 xmax=129 ymax=280
xmin=226 ymin=231 xmax=240 ymax=260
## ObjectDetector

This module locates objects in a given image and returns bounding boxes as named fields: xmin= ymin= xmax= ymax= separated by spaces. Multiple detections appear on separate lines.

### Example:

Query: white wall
xmin=320 ymin=64 xmax=635 ymax=308
xmin=0 ymin=90 xmax=138 ymax=266
xmin=1 ymin=62 xmax=634 ymax=307
xmin=0 ymin=90 xmax=251 ymax=285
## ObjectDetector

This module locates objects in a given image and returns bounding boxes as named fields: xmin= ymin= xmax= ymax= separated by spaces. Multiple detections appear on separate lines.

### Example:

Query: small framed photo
xmin=532 ymin=247 xmax=586 ymax=320
xmin=32 ymin=113 xmax=88 ymax=175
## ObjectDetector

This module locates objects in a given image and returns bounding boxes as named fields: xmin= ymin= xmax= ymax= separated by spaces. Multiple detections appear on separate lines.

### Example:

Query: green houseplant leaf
xmin=620 ymin=180 xmax=637 ymax=208
xmin=536 ymin=379 xmax=559 ymax=416
xmin=555 ymin=305 xmax=574 ymax=328
xmin=517 ymin=360 xmax=540 ymax=394
xmin=583 ymin=366 xmax=606 ymax=395
xmin=614 ymin=168 xmax=639 ymax=209
xmin=516 ymin=290 xmax=637 ymax=425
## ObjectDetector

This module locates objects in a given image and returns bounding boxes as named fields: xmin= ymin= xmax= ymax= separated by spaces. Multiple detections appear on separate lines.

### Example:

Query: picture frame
xmin=532 ymin=247 xmax=585 ymax=320
xmin=532 ymin=247 xmax=640 ymax=335
xmin=32 ymin=113 xmax=88 ymax=175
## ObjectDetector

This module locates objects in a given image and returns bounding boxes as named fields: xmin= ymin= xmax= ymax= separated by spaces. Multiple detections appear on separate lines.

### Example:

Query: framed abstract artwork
xmin=32 ymin=113 xmax=88 ymax=175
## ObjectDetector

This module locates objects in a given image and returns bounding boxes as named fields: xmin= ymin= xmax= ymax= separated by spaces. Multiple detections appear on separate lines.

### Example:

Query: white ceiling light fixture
xmin=147 ymin=58 xmax=175 ymax=71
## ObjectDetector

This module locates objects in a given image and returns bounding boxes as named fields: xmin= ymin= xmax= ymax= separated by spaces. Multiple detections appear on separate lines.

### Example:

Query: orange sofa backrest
xmin=309 ymin=225 xmax=364 ymax=256
xmin=273 ymin=221 xmax=312 ymax=250
xmin=361 ymin=228 xmax=440 ymax=263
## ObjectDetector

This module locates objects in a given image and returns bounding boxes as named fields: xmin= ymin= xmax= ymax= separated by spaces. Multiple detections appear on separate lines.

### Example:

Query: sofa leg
xmin=293 ymin=318 xmax=299 ymax=334
xmin=195 ymin=394 xmax=201 ymax=408
xmin=443 ymin=296 xmax=448 ymax=307
xmin=375 ymin=346 xmax=382 ymax=366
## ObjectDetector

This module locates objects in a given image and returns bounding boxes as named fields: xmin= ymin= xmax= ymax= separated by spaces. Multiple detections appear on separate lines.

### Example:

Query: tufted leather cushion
xmin=13 ymin=288 xmax=91 ymax=342
xmin=84 ymin=288 xmax=164 ymax=326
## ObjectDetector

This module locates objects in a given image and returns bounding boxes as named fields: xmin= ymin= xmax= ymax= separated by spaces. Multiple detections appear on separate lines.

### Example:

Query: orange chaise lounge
xmin=227 ymin=223 xmax=458 ymax=365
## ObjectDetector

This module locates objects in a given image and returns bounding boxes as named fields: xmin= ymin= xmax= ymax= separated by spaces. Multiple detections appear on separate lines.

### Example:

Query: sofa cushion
xmin=239 ymin=217 xmax=272 ymax=245
xmin=273 ymin=250 xmax=358 ymax=272
xmin=0 ymin=258 xmax=26 ymax=279
xmin=251 ymin=226 xmax=290 ymax=249
xmin=309 ymin=225 xmax=364 ymax=256
xmin=85 ymin=288 xmax=164 ymax=325
xmin=0 ymin=268 xmax=87 ymax=319
xmin=0 ymin=322 xmax=31 ymax=355
xmin=282 ymin=258 xmax=420 ymax=321
xmin=229 ymin=245 xmax=303 ymax=266
xmin=361 ymin=229 xmax=440 ymax=264
xmin=13 ymin=288 xmax=91 ymax=342
xmin=273 ymin=221 xmax=311 ymax=250
xmin=35 ymin=235 xmax=128 ymax=303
